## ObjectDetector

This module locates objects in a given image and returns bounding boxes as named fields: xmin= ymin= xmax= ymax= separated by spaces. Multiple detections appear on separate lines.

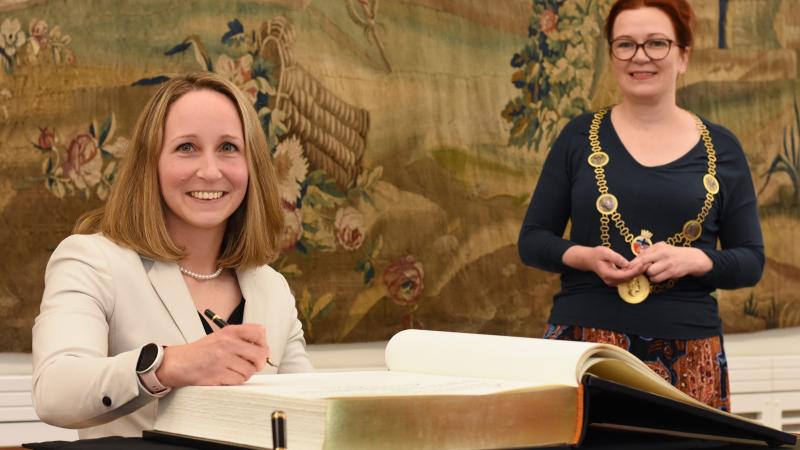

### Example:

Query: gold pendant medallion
xmin=588 ymin=152 xmax=609 ymax=168
xmin=617 ymin=274 xmax=650 ymax=304
xmin=596 ymin=193 xmax=618 ymax=215
xmin=631 ymin=230 xmax=653 ymax=256
xmin=682 ymin=220 xmax=702 ymax=242
xmin=703 ymin=174 xmax=719 ymax=194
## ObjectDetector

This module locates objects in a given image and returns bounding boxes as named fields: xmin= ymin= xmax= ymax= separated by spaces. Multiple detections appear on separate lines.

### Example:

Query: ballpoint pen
xmin=204 ymin=309 xmax=278 ymax=368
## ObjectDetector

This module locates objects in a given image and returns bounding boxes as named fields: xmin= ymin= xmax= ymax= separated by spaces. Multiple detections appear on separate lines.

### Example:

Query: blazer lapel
xmin=238 ymin=268 xmax=266 ymax=326
xmin=238 ymin=268 xmax=280 ymax=374
xmin=147 ymin=260 xmax=206 ymax=344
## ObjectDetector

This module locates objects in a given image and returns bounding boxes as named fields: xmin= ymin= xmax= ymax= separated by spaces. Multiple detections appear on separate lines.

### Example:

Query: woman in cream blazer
xmin=32 ymin=72 xmax=313 ymax=438
xmin=33 ymin=234 xmax=311 ymax=437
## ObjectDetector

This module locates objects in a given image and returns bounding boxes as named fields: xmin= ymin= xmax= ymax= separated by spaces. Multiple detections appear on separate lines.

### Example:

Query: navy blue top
xmin=518 ymin=111 xmax=764 ymax=339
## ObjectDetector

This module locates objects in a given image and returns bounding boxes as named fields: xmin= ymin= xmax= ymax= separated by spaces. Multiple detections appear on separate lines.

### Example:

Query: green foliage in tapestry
xmin=501 ymin=0 xmax=605 ymax=152
xmin=759 ymin=95 xmax=800 ymax=207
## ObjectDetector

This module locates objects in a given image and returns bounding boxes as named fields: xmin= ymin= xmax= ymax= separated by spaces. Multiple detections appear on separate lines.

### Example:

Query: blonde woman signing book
xmin=32 ymin=72 xmax=313 ymax=438
xmin=519 ymin=0 xmax=763 ymax=412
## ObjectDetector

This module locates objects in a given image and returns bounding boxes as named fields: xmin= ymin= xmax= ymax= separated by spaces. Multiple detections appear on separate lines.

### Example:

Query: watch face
xmin=137 ymin=343 xmax=159 ymax=372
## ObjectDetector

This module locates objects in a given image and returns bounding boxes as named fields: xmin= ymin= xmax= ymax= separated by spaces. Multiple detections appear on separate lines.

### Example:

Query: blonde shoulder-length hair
xmin=75 ymin=72 xmax=284 ymax=269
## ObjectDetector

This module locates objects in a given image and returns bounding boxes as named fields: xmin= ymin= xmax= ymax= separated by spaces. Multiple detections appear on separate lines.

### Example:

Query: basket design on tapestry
xmin=260 ymin=18 xmax=369 ymax=190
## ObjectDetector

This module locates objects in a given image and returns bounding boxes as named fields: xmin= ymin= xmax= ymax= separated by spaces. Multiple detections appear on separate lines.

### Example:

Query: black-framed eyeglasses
xmin=610 ymin=38 xmax=683 ymax=61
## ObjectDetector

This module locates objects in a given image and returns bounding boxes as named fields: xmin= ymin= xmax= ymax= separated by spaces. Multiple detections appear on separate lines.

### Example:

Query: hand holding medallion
xmin=563 ymin=245 xmax=647 ymax=287
xmin=631 ymin=242 xmax=713 ymax=283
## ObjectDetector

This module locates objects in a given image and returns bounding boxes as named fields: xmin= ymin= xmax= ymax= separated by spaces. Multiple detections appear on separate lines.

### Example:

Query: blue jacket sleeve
xmin=518 ymin=124 xmax=578 ymax=273
xmin=696 ymin=129 xmax=765 ymax=289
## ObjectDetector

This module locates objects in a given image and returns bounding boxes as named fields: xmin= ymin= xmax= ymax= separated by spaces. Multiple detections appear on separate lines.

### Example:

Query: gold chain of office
xmin=588 ymin=108 xmax=719 ymax=302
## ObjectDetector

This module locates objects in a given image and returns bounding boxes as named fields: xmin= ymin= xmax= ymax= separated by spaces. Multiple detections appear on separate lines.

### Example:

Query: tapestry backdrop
xmin=1 ymin=0 xmax=798 ymax=351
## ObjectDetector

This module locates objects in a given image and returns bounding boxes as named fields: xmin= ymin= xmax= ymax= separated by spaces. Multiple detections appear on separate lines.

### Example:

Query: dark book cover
xmin=580 ymin=375 xmax=797 ymax=448
xmin=143 ymin=430 xmax=268 ymax=450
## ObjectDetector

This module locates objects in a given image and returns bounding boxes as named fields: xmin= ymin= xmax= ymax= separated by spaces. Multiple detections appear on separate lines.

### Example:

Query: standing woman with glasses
xmin=518 ymin=0 xmax=763 ymax=411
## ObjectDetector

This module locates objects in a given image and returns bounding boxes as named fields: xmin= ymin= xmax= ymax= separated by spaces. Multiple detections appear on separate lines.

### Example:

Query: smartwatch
xmin=136 ymin=343 xmax=171 ymax=396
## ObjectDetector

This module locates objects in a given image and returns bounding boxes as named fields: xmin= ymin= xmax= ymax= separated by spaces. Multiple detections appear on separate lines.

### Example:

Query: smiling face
xmin=158 ymin=88 xmax=249 ymax=238
xmin=610 ymin=6 xmax=689 ymax=103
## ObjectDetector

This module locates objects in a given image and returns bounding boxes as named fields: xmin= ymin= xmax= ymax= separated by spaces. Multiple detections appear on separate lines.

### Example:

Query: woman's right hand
xmin=562 ymin=245 xmax=643 ymax=287
xmin=156 ymin=323 xmax=269 ymax=388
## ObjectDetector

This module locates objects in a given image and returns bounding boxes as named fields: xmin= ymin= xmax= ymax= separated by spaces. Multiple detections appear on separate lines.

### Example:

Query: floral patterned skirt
xmin=543 ymin=324 xmax=731 ymax=411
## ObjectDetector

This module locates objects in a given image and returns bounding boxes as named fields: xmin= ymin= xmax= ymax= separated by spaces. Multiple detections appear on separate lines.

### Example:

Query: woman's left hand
xmin=631 ymin=242 xmax=713 ymax=283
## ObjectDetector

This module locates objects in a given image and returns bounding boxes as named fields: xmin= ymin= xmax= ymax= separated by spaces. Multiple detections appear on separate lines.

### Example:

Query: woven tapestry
xmin=1 ymin=0 xmax=798 ymax=351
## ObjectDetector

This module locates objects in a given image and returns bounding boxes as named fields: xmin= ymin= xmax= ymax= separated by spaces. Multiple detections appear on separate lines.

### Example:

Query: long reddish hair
xmin=605 ymin=0 xmax=696 ymax=49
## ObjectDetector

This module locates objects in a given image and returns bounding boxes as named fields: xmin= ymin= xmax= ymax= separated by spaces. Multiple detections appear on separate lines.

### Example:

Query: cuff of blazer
xmin=85 ymin=347 xmax=158 ymax=428
xmin=35 ymin=348 xmax=158 ymax=429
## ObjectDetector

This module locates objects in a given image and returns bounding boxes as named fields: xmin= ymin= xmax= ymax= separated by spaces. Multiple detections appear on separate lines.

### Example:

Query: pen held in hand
xmin=203 ymin=309 xmax=278 ymax=368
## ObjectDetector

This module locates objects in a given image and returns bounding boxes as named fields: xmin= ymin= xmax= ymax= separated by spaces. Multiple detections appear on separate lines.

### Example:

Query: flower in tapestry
xmin=280 ymin=205 xmax=304 ymax=253
xmin=383 ymin=255 xmax=424 ymax=307
xmin=0 ymin=16 xmax=74 ymax=73
xmin=0 ymin=18 xmax=26 ymax=73
xmin=34 ymin=115 xmax=129 ymax=200
xmin=334 ymin=206 xmax=365 ymax=252
xmin=273 ymin=135 xmax=308 ymax=206
xmin=0 ymin=18 xmax=26 ymax=63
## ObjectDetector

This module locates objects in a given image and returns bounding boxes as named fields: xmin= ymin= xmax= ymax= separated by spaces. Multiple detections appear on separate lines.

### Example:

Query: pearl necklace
xmin=179 ymin=265 xmax=224 ymax=281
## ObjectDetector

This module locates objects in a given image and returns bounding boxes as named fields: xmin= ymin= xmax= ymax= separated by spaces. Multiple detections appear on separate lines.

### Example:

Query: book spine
xmin=574 ymin=384 xmax=587 ymax=446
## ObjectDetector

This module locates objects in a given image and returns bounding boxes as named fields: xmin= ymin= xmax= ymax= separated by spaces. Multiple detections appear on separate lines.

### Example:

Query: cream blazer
xmin=32 ymin=233 xmax=313 ymax=438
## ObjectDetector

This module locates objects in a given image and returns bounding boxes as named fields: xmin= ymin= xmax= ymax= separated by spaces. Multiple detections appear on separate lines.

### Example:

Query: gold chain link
xmin=589 ymin=109 xmax=718 ymax=293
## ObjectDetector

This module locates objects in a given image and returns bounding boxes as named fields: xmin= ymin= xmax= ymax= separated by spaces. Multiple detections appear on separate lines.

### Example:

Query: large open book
xmin=148 ymin=330 xmax=797 ymax=449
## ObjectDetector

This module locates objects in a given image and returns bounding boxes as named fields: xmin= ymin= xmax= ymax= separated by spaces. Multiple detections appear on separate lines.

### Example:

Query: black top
xmin=518 ymin=111 xmax=764 ymax=339
xmin=198 ymin=298 xmax=245 ymax=335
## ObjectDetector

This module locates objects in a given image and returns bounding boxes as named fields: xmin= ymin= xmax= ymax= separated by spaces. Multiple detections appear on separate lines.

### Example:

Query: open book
xmin=148 ymin=330 xmax=797 ymax=449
